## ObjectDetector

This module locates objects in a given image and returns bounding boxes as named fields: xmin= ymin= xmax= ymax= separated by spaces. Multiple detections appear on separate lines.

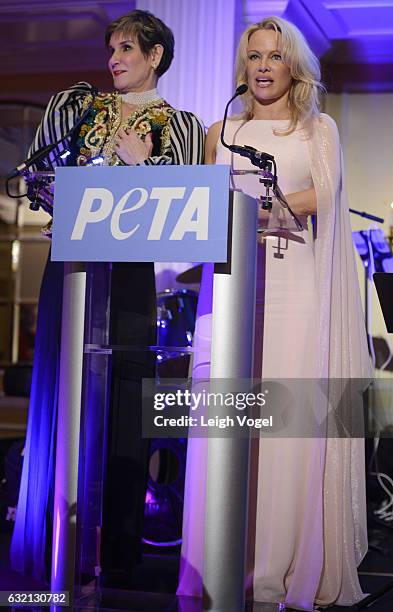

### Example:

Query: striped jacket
xmin=29 ymin=82 xmax=205 ymax=168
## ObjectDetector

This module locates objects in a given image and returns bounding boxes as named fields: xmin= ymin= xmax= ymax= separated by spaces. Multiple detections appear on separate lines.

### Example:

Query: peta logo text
xmin=70 ymin=186 xmax=209 ymax=241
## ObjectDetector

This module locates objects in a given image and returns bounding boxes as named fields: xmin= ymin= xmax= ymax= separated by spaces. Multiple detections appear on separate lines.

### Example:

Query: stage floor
xmin=1 ymin=522 xmax=393 ymax=611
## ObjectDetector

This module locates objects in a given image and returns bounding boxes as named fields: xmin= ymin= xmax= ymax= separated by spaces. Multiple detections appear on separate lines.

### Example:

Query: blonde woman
xmin=178 ymin=16 xmax=371 ymax=610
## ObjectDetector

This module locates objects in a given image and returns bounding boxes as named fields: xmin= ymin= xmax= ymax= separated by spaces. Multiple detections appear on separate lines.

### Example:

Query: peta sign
xmin=51 ymin=165 xmax=230 ymax=262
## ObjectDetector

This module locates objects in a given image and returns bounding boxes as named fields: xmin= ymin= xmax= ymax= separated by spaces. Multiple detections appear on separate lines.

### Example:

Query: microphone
xmin=220 ymin=84 xmax=248 ymax=152
xmin=6 ymin=144 xmax=57 ymax=179
xmin=6 ymin=83 xmax=99 ymax=179
xmin=220 ymin=84 xmax=275 ymax=169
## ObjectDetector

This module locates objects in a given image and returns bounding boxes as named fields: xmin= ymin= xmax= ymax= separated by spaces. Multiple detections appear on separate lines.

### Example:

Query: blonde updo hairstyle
xmin=235 ymin=16 xmax=325 ymax=134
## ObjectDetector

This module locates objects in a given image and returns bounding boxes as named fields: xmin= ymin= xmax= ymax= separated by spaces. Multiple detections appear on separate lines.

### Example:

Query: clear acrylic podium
xmin=50 ymin=187 xmax=259 ymax=612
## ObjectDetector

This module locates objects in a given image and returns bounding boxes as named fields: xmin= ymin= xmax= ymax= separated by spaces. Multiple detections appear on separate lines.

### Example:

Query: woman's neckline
xmin=242 ymin=117 xmax=289 ymax=122
xmin=229 ymin=116 xmax=290 ymax=123
xmin=119 ymin=88 xmax=161 ymax=105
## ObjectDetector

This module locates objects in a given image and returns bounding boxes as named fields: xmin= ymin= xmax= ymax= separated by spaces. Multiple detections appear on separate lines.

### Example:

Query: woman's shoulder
xmin=171 ymin=109 xmax=205 ymax=132
xmin=208 ymin=116 xmax=246 ymax=137
xmin=315 ymin=112 xmax=339 ymax=136
xmin=303 ymin=112 xmax=341 ymax=148
xmin=206 ymin=116 xmax=245 ymax=149
xmin=42 ymin=82 xmax=101 ymax=121
xmin=48 ymin=82 xmax=96 ymax=106
xmin=39 ymin=82 xmax=97 ymax=133
xmin=204 ymin=120 xmax=224 ymax=163
xmin=206 ymin=119 xmax=222 ymax=139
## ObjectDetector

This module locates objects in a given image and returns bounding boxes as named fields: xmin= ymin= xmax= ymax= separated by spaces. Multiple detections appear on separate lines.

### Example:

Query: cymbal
xmin=176 ymin=264 xmax=202 ymax=284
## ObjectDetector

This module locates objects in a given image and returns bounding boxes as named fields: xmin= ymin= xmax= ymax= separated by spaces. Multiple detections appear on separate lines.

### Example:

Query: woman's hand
xmin=285 ymin=187 xmax=317 ymax=215
xmin=114 ymin=129 xmax=153 ymax=165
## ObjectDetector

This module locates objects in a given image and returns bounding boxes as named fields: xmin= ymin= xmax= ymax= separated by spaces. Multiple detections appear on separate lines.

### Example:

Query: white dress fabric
xmin=177 ymin=115 xmax=372 ymax=610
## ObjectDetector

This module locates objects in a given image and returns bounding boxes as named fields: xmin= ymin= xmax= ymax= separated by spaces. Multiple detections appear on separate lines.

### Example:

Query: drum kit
xmin=155 ymin=263 xmax=201 ymax=374
xmin=143 ymin=264 xmax=201 ymax=547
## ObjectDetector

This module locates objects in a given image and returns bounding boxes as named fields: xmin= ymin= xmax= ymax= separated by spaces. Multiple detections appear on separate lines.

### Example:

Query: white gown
xmin=178 ymin=118 xmax=369 ymax=611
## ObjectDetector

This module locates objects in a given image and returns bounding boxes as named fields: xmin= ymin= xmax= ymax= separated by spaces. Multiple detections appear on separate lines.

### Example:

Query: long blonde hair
xmin=235 ymin=16 xmax=325 ymax=133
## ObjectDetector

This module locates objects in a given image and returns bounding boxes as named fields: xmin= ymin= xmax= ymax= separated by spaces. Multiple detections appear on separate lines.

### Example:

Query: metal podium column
xmin=51 ymin=262 xmax=86 ymax=605
xmin=203 ymin=191 xmax=258 ymax=611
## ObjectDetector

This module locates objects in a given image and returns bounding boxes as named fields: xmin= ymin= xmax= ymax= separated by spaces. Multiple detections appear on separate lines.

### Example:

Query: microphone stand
xmin=351 ymin=210 xmax=385 ymax=339
xmin=349 ymin=208 xmax=384 ymax=225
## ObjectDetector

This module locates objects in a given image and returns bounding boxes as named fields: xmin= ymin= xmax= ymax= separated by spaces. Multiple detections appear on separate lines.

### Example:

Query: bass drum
xmin=142 ymin=289 xmax=198 ymax=548
xmin=143 ymin=438 xmax=187 ymax=548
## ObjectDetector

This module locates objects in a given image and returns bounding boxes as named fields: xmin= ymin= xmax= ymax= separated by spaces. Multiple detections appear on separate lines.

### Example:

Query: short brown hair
xmin=105 ymin=10 xmax=174 ymax=78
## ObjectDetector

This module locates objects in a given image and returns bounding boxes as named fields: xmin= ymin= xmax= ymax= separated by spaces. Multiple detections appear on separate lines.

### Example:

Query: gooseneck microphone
xmin=6 ymin=84 xmax=99 ymax=179
xmin=7 ymin=145 xmax=59 ymax=179
xmin=220 ymin=83 xmax=248 ymax=151
xmin=220 ymin=86 xmax=302 ymax=230
xmin=220 ymin=84 xmax=275 ymax=170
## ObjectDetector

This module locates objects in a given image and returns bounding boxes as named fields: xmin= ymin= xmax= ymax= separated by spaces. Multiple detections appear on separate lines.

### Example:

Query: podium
xmin=49 ymin=164 xmax=257 ymax=611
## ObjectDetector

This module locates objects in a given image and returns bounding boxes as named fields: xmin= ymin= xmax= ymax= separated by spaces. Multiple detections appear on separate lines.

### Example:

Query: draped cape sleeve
xmin=308 ymin=114 xmax=371 ymax=575
xmin=308 ymin=113 xmax=372 ymax=381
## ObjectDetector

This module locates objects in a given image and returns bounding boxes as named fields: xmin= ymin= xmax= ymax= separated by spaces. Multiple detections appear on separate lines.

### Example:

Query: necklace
xmin=120 ymin=88 xmax=161 ymax=106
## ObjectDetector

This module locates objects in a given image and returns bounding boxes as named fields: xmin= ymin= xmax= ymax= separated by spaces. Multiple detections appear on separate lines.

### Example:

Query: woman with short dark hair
xmin=105 ymin=9 xmax=174 ymax=78
xmin=11 ymin=9 xmax=204 ymax=586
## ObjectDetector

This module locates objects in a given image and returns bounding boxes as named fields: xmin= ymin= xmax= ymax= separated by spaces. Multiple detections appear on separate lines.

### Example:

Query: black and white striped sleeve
xmin=28 ymin=82 xmax=92 ymax=169
xmin=143 ymin=110 xmax=205 ymax=166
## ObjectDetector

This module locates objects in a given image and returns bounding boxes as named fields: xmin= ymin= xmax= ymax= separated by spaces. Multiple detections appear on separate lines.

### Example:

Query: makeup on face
xmin=108 ymin=33 xmax=157 ymax=93
xmin=246 ymin=29 xmax=292 ymax=106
